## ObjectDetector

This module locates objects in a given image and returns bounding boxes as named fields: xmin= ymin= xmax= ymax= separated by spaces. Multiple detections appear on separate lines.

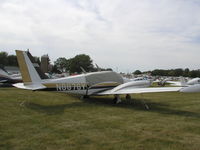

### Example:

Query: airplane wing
xmin=98 ymin=87 xmax=182 ymax=95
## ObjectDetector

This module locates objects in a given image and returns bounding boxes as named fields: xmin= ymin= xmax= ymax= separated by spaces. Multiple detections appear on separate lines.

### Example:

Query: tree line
xmin=0 ymin=51 xmax=18 ymax=66
xmin=134 ymin=68 xmax=200 ymax=78
xmin=53 ymin=54 xmax=93 ymax=73
xmin=0 ymin=51 xmax=40 ymax=67
xmin=0 ymin=51 xmax=112 ymax=74
xmin=1 ymin=51 xmax=199 ymax=77
xmin=53 ymin=54 xmax=112 ymax=74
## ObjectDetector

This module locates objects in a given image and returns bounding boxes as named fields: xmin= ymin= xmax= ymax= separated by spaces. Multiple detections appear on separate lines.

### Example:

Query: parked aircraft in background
xmin=14 ymin=50 xmax=191 ymax=104
xmin=0 ymin=67 xmax=22 ymax=84
xmin=179 ymin=77 xmax=200 ymax=93
xmin=154 ymin=77 xmax=183 ymax=87
xmin=187 ymin=78 xmax=200 ymax=85
xmin=156 ymin=77 xmax=200 ymax=93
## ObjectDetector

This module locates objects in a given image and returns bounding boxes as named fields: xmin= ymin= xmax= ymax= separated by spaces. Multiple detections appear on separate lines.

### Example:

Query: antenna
xmin=80 ymin=67 xmax=86 ymax=74
xmin=95 ymin=64 xmax=101 ymax=72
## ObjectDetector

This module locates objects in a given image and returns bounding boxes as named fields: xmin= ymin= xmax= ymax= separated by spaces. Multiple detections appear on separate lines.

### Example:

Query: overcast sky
xmin=0 ymin=0 xmax=200 ymax=72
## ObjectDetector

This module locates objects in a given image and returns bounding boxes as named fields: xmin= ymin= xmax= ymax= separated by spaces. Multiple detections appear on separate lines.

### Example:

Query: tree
xmin=168 ymin=70 xmax=175 ymax=76
xmin=174 ymin=68 xmax=183 ymax=76
xmin=134 ymin=70 xmax=142 ymax=75
xmin=7 ymin=55 xmax=18 ymax=66
xmin=34 ymin=56 xmax=41 ymax=65
xmin=183 ymin=68 xmax=190 ymax=77
xmin=51 ymin=65 xmax=61 ymax=74
xmin=0 ymin=51 xmax=8 ymax=66
xmin=106 ymin=68 xmax=113 ymax=71
xmin=189 ymin=70 xmax=200 ymax=78
xmin=54 ymin=57 xmax=69 ymax=73
xmin=151 ymin=69 xmax=169 ymax=76
xmin=69 ymin=54 xmax=93 ymax=73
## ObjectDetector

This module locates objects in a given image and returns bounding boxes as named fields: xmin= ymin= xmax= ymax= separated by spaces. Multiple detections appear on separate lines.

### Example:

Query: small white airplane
xmin=154 ymin=78 xmax=182 ymax=87
xmin=0 ymin=67 xmax=22 ymax=84
xmin=187 ymin=78 xmax=200 ymax=85
xmin=179 ymin=77 xmax=200 ymax=93
xmin=13 ymin=50 xmax=200 ymax=104
xmin=157 ymin=77 xmax=200 ymax=93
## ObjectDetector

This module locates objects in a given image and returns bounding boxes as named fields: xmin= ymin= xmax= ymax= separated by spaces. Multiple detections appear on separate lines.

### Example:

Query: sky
xmin=0 ymin=0 xmax=200 ymax=72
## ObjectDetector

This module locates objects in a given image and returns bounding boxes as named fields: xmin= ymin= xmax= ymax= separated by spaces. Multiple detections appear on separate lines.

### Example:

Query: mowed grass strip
xmin=0 ymin=88 xmax=200 ymax=150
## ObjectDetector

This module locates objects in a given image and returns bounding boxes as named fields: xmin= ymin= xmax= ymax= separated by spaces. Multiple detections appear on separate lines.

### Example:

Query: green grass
xmin=0 ymin=88 xmax=200 ymax=150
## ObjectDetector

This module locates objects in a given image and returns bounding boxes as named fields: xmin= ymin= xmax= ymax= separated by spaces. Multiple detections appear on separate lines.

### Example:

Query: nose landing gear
xmin=113 ymin=94 xmax=132 ymax=104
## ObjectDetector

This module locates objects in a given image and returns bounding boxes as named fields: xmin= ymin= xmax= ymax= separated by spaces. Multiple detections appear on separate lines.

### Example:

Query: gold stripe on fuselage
xmin=43 ymin=82 xmax=119 ymax=88
xmin=92 ymin=82 xmax=120 ymax=87
xmin=43 ymin=83 xmax=57 ymax=88
xmin=43 ymin=83 xmax=88 ymax=88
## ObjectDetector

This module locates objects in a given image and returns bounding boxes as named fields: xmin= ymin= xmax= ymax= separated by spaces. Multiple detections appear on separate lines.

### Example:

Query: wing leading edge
xmin=98 ymin=87 xmax=182 ymax=95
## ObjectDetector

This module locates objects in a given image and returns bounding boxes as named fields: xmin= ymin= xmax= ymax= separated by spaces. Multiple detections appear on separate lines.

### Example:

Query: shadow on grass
xmin=85 ymin=97 xmax=200 ymax=119
xmin=0 ymin=87 xmax=14 ymax=90
xmin=25 ymin=96 xmax=200 ymax=119
xmin=79 ymin=96 xmax=200 ymax=119
xmin=24 ymin=102 xmax=84 ymax=115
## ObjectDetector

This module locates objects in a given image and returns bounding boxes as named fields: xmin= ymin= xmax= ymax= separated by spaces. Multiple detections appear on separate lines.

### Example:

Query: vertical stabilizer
xmin=15 ymin=50 xmax=41 ymax=84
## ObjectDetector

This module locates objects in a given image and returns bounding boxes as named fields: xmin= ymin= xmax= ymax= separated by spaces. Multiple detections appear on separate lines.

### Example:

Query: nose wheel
xmin=80 ymin=95 xmax=90 ymax=100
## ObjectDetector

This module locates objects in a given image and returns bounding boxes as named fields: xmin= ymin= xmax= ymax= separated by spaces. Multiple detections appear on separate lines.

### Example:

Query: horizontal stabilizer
xmin=13 ymin=83 xmax=46 ymax=90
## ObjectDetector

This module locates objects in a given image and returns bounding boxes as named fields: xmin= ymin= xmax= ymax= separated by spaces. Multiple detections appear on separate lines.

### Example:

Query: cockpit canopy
xmin=85 ymin=71 xmax=124 ymax=86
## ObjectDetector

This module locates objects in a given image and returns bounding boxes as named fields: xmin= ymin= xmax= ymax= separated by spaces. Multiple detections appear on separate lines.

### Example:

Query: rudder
xmin=15 ymin=50 xmax=41 ymax=84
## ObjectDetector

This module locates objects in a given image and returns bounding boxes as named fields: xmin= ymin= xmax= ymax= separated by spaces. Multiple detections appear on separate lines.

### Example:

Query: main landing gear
xmin=113 ymin=95 xmax=121 ymax=104
xmin=113 ymin=94 xmax=149 ymax=110
xmin=80 ymin=95 xmax=90 ymax=100
xmin=113 ymin=94 xmax=132 ymax=104
xmin=125 ymin=94 xmax=131 ymax=100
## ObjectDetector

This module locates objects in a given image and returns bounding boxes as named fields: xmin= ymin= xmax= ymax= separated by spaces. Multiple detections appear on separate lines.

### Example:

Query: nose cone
xmin=180 ymin=84 xmax=200 ymax=93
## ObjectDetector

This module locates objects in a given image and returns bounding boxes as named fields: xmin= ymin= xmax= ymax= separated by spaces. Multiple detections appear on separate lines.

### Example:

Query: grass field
xmin=0 ymin=88 xmax=200 ymax=150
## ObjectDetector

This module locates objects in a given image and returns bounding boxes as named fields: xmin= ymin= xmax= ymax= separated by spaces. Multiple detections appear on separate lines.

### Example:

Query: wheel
xmin=126 ymin=94 xmax=131 ymax=100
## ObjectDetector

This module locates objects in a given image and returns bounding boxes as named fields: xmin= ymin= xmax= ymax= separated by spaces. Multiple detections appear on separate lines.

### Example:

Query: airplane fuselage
xmin=34 ymin=72 xmax=152 ymax=96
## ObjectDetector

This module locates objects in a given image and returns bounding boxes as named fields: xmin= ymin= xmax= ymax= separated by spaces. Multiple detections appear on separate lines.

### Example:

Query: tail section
xmin=15 ymin=50 xmax=48 ymax=84
xmin=26 ymin=51 xmax=49 ymax=80
xmin=16 ymin=50 xmax=32 ymax=83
